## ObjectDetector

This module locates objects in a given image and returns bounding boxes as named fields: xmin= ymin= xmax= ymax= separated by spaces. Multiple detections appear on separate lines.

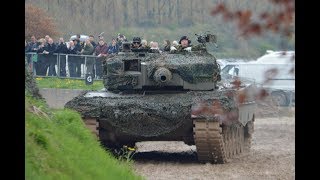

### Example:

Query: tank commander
xmin=171 ymin=36 xmax=192 ymax=53
xmin=171 ymin=35 xmax=213 ymax=53
xmin=131 ymin=37 xmax=142 ymax=49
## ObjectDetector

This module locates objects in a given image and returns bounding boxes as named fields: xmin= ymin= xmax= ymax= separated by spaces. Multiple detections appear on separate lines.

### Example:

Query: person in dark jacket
xmin=107 ymin=38 xmax=119 ymax=54
xmin=73 ymin=39 xmax=83 ymax=77
xmin=55 ymin=38 xmax=69 ymax=77
xmin=43 ymin=38 xmax=57 ymax=76
xmin=94 ymin=38 xmax=108 ymax=78
xmin=89 ymin=35 xmax=97 ymax=49
xmin=67 ymin=40 xmax=82 ymax=77
xmin=35 ymin=38 xmax=46 ymax=76
xmin=27 ymin=35 xmax=38 ymax=51
xmin=116 ymin=33 xmax=127 ymax=51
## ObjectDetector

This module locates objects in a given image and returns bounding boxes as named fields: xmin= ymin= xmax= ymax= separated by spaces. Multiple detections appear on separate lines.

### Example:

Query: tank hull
xmin=65 ymin=87 xmax=256 ymax=148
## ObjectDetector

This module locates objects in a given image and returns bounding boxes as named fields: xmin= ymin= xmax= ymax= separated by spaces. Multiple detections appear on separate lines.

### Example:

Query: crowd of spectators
xmin=25 ymin=33 xmax=186 ymax=78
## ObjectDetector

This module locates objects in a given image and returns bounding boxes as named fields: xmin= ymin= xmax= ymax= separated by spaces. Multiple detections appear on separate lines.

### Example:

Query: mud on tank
xmin=65 ymin=33 xmax=256 ymax=163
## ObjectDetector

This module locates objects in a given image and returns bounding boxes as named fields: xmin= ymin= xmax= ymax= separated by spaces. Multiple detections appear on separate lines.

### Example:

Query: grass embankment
xmin=25 ymin=95 xmax=142 ymax=180
xmin=35 ymin=77 xmax=104 ymax=90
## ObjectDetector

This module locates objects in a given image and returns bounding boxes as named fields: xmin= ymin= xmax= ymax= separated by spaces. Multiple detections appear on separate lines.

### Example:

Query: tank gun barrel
xmin=153 ymin=67 xmax=172 ymax=84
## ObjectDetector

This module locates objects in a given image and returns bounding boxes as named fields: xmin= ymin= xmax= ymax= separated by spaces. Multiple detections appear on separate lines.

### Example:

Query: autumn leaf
xmin=25 ymin=3 xmax=60 ymax=39
xmin=230 ymin=78 xmax=242 ymax=89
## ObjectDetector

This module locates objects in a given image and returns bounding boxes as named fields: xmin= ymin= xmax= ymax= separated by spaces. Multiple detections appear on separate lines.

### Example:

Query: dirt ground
xmin=133 ymin=109 xmax=295 ymax=180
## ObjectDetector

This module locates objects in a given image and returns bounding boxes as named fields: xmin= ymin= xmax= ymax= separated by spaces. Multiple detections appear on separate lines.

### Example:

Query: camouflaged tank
xmin=65 ymin=34 xmax=256 ymax=163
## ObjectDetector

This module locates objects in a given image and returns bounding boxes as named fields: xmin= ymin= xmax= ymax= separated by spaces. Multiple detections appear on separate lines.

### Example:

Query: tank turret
xmin=103 ymin=34 xmax=221 ymax=91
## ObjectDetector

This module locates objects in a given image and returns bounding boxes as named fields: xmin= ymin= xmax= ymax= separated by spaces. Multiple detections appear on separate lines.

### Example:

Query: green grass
xmin=35 ymin=77 xmax=104 ymax=90
xmin=25 ymin=95 xmax=143 ymax=180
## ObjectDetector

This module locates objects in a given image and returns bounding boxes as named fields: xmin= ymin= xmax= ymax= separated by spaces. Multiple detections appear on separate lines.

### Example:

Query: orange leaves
xmin=211 ymin=4 xmax=226 ymax=16
xmin=236 ymin=10 xmax=252 ymax=27
xmin=237 ymin=90 xmax=246 ymax=103
xmin=191 ymin=100 xmax=224 ymax=117
xmin=230 ymin=78 xmax=242 ymax=89
xmin=25 ymin=4 xmax=60 ymax=39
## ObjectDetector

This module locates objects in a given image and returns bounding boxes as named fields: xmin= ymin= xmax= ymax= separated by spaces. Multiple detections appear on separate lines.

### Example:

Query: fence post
xmin=66 ymin=54 xmax=69 ymax=77
xmin=57 ymin=53 xmax=60 ymax=77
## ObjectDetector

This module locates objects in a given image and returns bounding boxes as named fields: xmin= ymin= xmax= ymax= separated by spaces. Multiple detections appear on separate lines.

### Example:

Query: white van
xmin=221 ymin=62 xmax=295 ymax=106
xmin=70 ymin=34 xmax=89 ymax=42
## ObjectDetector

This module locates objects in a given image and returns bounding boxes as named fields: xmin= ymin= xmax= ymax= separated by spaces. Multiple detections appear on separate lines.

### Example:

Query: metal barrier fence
xmin=25 ymin=52 xmax=103 ymax=79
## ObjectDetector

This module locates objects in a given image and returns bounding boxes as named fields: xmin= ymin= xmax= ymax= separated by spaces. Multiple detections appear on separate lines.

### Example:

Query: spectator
xmin=26 ymin=35 xmax=38 ymax=63
xmin=29 ymin=36 xmax=40 ymax=52
xmin=172 ymin=40 xmax=178 ymax=46
xmin=149 ymin=42 xmax=161 ymax=53
xmin=94 ymin=38 xmax=108 ymax=78
xmin=107 ymin=38 xmax=119 ymax=54
xmin=116 ymin=33 xmax=127 ymax=51
xmin=89 ymin=35 xmax=97 ymax=49
xmin=81 ymin=38 xmax=94 ymax=55
xmin=81 ymin=38 xmax=95 ymax=76
xmin=43 ymin=38 xmax=57 ymax=76
xmin=35 ymin=38 xmax=47 ymax=76
xmin=73 ymin=39 xmax=83 ymax=77
xmin=25 ymin=40 xmax=33 ymax=71
xmin=25 ymin=40 xmax=30 ymax=53
xmin=68 ymin=41 xmax=82 ymax=77
xmin=141 ymin=39 xmax=150 ymax=49
xmin=44 ymin=35 xmax=50 ymax=45
xmin=28 ymin=35 xmax=37 ymax=49
xmin=76 ymin=34 xmax=85 ymax=49
xmin=55 ymin=37 xmax=69 ymax=77
xmin=163 ymin=39 xmax=171 ymax=52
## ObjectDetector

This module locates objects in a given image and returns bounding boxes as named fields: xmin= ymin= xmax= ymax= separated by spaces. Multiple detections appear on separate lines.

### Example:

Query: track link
xmin=193 ymin=119 xmax=252 ymax=163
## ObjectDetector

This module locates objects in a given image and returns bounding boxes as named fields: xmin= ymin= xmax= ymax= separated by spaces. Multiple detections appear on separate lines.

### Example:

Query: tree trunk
xmin=158 ymin=0 xmax=161 ymax=24
xmin=145 ymin=0 xmax=149 ymax=19
xmin=168 ymin=0 xmax=172 ymax=18
xmin=113 ymin=0 xmax=119 ymax=29
xmin=136 ymin=0 xmax=139 ymax=24
xmin=47 ymin=0 xmax=49 ymax=12
xmin=201 ymin=0 xmax=204 ymax=23
xmin=122 ymin=0 xmax=129 ymax=26
xmin=177 ymin=0 xmax=180 ymax=24
xmin=91 ymin=1 xmax=94 ymax=22
xmin=190 ymin=0 xmax=193 ymax=22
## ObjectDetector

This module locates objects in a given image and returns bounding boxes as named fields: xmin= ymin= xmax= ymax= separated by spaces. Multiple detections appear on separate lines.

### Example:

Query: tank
xmin=65 ymin=33 xmax=256 ymax=163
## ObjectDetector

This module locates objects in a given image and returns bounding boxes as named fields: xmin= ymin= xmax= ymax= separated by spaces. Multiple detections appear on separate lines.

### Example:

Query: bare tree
xmin=122 ymin=0 xmax=129 ymax=26
xmin=25 ymin=3 xmax=60 ymax=39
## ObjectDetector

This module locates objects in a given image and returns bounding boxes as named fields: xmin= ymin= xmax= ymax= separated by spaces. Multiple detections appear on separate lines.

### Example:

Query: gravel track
xmin=133 ymin=115 xmax=295 ymax=180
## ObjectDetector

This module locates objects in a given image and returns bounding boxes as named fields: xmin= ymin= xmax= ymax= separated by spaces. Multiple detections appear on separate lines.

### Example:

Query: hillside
xmin=25 ymin=94 xmax=142 ymax=179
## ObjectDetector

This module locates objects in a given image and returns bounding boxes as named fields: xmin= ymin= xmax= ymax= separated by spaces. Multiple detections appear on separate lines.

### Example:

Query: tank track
xmin=193 ymin=119 xmax=252 ymax=163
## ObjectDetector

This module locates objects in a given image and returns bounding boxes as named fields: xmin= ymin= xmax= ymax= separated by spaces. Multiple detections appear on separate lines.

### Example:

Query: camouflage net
xmin=65 ymin=90 xmax=238 ymax=137
xmin=145 ymin=53 xmax=220 ymax=83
